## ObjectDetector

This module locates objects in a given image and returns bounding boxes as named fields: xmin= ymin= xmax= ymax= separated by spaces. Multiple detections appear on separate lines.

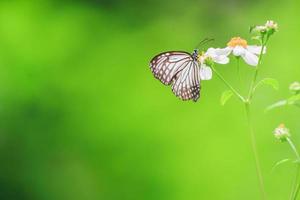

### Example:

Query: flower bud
xmin=204 ymin=56 xmax=214 ymax=67
xmin=198 ymin=52 xmax=214 ymax=67
xmin=251 ymin=25 xmax=267 ymax=34
xmin=289 ymin=81 xmax=300 ymax=94
xmin=265 ymin=20 xmax=278 ymax=32
xmin=251 ymin=20 xmax=278 ymax=37
xmin=274 ymin=124 xmax=290 ymax=142
xmin=251 ymin=35 xmax=262 ymax=41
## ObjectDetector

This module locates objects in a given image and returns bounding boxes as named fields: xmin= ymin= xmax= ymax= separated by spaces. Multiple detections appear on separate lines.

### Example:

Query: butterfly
xmin=149 ymin=49 xmax=201 ymax=102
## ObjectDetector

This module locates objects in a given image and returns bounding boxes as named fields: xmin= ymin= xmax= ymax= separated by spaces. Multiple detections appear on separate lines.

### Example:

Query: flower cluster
xmin=289 ymin=81 xmax=300 ymax=94
xmin=251 ymin=20 xmax=278 ymax=35
xmin=274 ymin=124 xmax=291 ymax=142
xmin=197 ymin=48 xmax=229 ymax=80
xmin=198 ymin=20 xmax=277 ymax=80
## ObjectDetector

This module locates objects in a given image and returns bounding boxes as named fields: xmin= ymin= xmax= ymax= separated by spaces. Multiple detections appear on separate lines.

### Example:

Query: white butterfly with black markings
xmin=150 ymin=49 xmax=202 ymax=102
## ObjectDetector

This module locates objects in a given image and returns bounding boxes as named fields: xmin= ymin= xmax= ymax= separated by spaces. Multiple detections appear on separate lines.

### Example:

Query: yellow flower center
xmin=227 ymin=37 xmax=248 ymax=48
xmin=197 ymin=51 xmax=205 ymax=63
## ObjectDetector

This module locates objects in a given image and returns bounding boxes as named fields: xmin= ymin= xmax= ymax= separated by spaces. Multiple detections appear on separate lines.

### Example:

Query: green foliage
xmin=287 ymin=94 xmax=300 ymax=105
xmin=266 ymin=93 xmax=300 ymax=111
xmin=272 ymin=158 xmax=291 ymax=172
xmin=220 ymin=90 xmax=233 ymax=106
xmin=254 ymin=78 xmax=279 ymax=92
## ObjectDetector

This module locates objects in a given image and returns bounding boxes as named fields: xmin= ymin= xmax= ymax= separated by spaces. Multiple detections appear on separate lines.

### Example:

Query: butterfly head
xmin=192 ymin=49 xmax=199 ymax=60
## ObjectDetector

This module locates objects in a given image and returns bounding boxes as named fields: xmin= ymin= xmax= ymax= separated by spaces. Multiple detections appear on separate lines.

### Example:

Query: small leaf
xmin=251 ymin=36 xmax=261 ymax=41
xmin=254 ymin=78 xmax=279 ymax=92
xmin=249 ymin=26 xmax=254 ymax=33
xmin=265 ymin=100 xmax=287 ymax=112
xmin=272 ymin=158 xmax=291 ymax=172
xmin=287 ymin=94 xmax=300 ymax=105
xmin=293 ymin=159 xmax=300 ymax=164
xmin=293 ymin=183 xmax=300 ymax=200
xmin=220 ymin=90 xmax=233 ymax=106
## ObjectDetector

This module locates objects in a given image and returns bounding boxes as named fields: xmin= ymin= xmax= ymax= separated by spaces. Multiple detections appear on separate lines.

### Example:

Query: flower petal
xmin=247 ymin=45 xmax=267 ymax=55
xmin=213 ymin=55 xmax=229 ymax=64
xmin=200 ymin=65 xmax=212 ymax=80
xmin=232 ymin=46 xmax=246 ymax=56
xmin=241 ymin=50 xmax=259 ymax=66
xmin=206 ymin=48 xmax=230 ymax=65
xmin=207 ymin=47 xmax=232 ymax=56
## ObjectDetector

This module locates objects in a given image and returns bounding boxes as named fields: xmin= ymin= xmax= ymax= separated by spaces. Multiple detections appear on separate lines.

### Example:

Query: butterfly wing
xmin=150 ymin=51 xmax=193 ymax=85
xmin=150 ymin=51 xmax=201 ymax=101
xmin=171 ymin=61 xmax=201 ymax=102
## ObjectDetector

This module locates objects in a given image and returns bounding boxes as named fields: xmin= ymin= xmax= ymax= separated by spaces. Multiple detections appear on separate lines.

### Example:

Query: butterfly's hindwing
xmin=171 ymin=61 xmax=201 ymax=101
xmin=150 ymin=51 xmax=201 ymax=101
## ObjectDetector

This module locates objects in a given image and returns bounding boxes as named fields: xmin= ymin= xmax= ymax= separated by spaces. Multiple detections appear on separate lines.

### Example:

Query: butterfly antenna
xmin=195 ymin=38 xmax=215 ymax=50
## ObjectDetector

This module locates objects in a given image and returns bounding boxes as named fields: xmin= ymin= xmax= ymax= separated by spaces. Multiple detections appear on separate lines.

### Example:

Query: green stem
xmin=294 ymin=183 xmax=300 ymax=200
xmin=287 ymin=138 xmax=300 ymax=200
xmin=211 ymin=65 xmax=245 ymax=102
xmin=236 ymin=57 xmax=241 ymax=86
xmin=287 ymin=138 xmax=300 ymax=159
xmin=212 ymin=64 xmax=265 ymax=198
xmin=290 ymin=166 xmax=300 ymax=200
xmin=244 ymin=102 xmax=267 ymax=200
xmin=212 ymin=50 xmax=267 ymax=199
xmin=242 ymin=37 xmax=269 ymax=199
xmin=247 ymin=38 xmax=268 ymax=101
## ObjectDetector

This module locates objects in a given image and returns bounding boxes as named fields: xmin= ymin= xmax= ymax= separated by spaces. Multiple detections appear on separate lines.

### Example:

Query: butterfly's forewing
xmin=150 ymin=51 xmax=201 ymax=101
xmin=150 ymin=51 xmax=193 ymax=85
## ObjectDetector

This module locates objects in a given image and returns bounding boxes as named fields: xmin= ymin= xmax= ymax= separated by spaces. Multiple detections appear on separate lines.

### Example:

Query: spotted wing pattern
xmin=171 ymin=61 xmax=201 ymax=101
xmin=150 ymin=51 xmax=193 ymax=85
xmin=150 ymin=51 xmax=201 ymax=101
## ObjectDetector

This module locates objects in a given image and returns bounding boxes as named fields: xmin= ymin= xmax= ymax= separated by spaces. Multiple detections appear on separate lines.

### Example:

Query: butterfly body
xmin=150 ymin=49 xmax=201 ymax=102
xmin=191 ymin=49 xmax=199 ymax=61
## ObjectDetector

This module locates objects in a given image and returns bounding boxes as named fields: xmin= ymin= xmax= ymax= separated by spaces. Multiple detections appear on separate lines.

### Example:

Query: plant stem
xmin=212 ymin=45 xmax=268 ymax=198
xmin=294 ymin=183 xmax=300 ymax=200
xmin=242 ymin=37 xmax=269 ymax=199
xmin=211 ymin=65 xmax=245 ymax=102
xmin=290 ymin=166 xmax=300 ymax=200
xmin=287 ymin=138 xmax=300 ymax=159
xmin=247 ymin=39 xmax=268 ymax=101
xmin=244 ymin=102 xmax=267 ymax=200
xmin=236 ymin=57 xmax=241 ymax=86
xmin=287 ymin=137 xmax=300 ymax=200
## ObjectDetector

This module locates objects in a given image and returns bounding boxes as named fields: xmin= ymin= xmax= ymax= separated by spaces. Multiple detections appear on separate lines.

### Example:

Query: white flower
xmin=209 ymin=37 xmax=266 ymax=67
xmin=253 ymin=25 xmax=267 ymax=33
xmin=197 ymin=49 xmax=229 ymax=80
xmin=199 ymin=65 xmax=212 ymax=80
xmin=252 ymin=20 xmax=278 ymax=34
xmin=289 ymin=81 xmax=300 ymax=93
xmin=265 ymin=20 xmax=278 ymax=31
xmin=274 ymin=124 xmax=290 ymax=142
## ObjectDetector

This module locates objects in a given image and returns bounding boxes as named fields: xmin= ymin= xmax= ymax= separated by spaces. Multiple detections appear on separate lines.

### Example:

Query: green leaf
xmin=266 ymin=94 xmax=300 ymax=112
xmin=265 ymin=100 xmax=288 ymax=112
xmin=293 ymin=159 xmax=300 ymax=164
xmin=287 ymin=94 xmax=300 ymax=105
xmin=220 ymin=90 xmax=233 ymax=106
xmin=272 ymin=158 xmax=291 ymax=172
xmin=254 ymin=78 xmax=279 ymax=92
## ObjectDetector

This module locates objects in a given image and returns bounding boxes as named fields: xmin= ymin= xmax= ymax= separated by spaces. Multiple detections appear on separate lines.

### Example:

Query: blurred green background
xmin=0 ymin=0 xmax=299 ymax=199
